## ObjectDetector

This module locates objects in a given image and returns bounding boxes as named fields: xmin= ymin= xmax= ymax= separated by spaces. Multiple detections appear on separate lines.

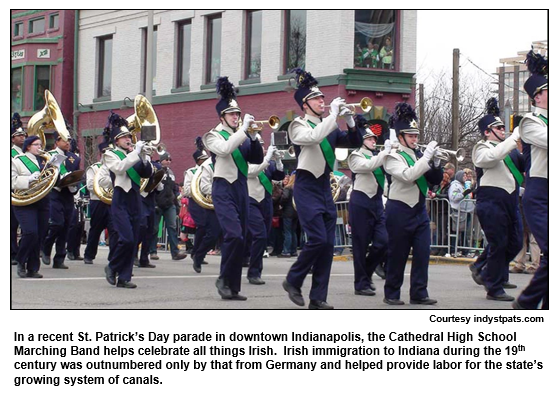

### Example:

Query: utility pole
xmin=418 ymin=83 xmax=425 ymax=142
xmin=146 ymin=10 xmax=154 ymax=102
xmin=451 ymin=49 xmax=460 ymax=155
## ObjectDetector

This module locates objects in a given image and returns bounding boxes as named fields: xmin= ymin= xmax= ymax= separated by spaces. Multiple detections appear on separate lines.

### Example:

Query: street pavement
xmin=11 ymin=247 xmax=533 ymax=310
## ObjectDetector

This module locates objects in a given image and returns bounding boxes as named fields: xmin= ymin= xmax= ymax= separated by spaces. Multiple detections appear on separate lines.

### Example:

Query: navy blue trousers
xmin=247 ymin=196 xmax=273 ymax=279
xmin=43 ymin=190 xmax=74 ymax=266
xmin=66 ymin=206 xmax=84 ymax=257
xmin=286 ymin=170 xmax=336 ymax=302
xmin=109 ymin=187 xmax=142 ymax=282
xmin=349 ymin=191 xmax=388 ymax=291
xmin=11 ymin=205 xmax=19 ymax=261
xmin=138 ymin=197 xmax=156 ymax=264
xmin=384 ymin=200 xmax=431 ymax=300
xmin=213 ymin=177 xmax=249 ymax=293
xmin=188 ymin=197 xmax=207 ymax=257
xmin=13 ymin=197 xmax=50 ymax=273
xmin=84 ymin=200 xmax=115 ymax=261
xmin=518 ymin=178 xmax=548 ymax=309
xmin=189 ymin=197 xmax=221 ymax=267
xmin=476 ymin=187 xmax=523 ymax=297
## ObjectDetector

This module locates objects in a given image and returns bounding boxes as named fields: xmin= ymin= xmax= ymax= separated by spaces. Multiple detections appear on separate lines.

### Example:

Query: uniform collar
xmin=399 ymin=144 xmax=417 ymax=157
xmin=25 ymin=151 xmax=40 ymax=163
xmin=52 ymin=146 xmax=66 ymax=155
xmin=535 ymin=107 xmax=548 ymax=118
xmin=12 ymin=144 xmax=23 ymax=154
xmin=115 ymin=146 xmax=129 ymax=154
xmin=304 ymin=113 xmax=322 ymax=124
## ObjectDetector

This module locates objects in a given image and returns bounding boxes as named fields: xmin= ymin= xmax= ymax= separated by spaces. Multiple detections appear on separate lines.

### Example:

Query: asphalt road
xmin=11 ymin=247 xmax=533 ymax=310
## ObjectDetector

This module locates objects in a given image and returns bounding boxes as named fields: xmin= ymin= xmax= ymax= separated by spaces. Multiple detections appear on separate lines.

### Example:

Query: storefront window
xmin=354 ymin=10 xmax=396 ymax=70
xmin=11 ymin=68 xmax=23 ymax=113
xmin=34 ymin=66 xmax=50 ymax=110
xmin=285 ymin=10 xmax=306 ymax=72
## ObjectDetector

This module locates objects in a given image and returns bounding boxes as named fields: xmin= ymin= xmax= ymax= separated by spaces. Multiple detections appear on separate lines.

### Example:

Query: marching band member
xmin=192 ymin=154 xmax=222 ymax=273
xmin=66 ymin=139 xmax=85 ymax=261
xmin=11 ymin=113 xmax=27 ymax=265
xmin=514 ymin=50 xmax=548 ymax=309
xmin=383 ymin=103 xmax=443 ymax=305
xmin=348 ymin=117 xmax=390 ymax=296
xmin=41 ymin=131 xmax=81 ymax=270
xmin=473 ymin=98 xmax=523 ymax=302
xmin=11 ymin=136 xmax=53 ymax=278
xmin=282 ymin=68 xmax=362 ymax=309
xmin=83 ymin=141 xmax=116 ymax=264
xmin=202 ymin=76 xmax=263 ymax=300
xmin=136 ymin=159 xmax=162 ymax=268
xmin=102 ymin=112 xmax=153 ymax=288
xmin=246 ymin=142 xmax=285 ymax=285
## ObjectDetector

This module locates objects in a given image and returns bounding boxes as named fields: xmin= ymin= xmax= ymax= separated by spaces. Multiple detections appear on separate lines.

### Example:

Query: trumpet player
xmin=11 ymin=136 xmax=52 ymax=278
xmin=41 ymin=131 xmax=81 ymax=270
xmin=348 ymin=117 xmax=391 ymax=297
xmin=246 ymin=143 xmax=286 ymax=285
xmin=11 ymin=113 xmax=27 ymax=265
xmin=383 ymin=103 xmax=443 ymax=306
xmin=202 ymin=77 xmax=263 ymax=300
xmin=473 ymin=98 xmax=523 ymax=302
xmin=83 ymin=142 xmax=116 ymax=264
xmin=282 ymin=68 xmax=362 ymax=310
xmin=102 ymin=112 xmax=153 ymax=289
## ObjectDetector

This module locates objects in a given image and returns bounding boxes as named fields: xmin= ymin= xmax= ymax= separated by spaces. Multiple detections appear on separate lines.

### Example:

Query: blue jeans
xmin=282 ymin=217 xmax=297 ymax=255
xmin=150 ymin=205 xmax=180 ymax=256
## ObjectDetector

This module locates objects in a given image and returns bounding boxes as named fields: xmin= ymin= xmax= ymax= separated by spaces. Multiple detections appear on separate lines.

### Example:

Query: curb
xmin=333 ymin=255 xmax=475 ymax=265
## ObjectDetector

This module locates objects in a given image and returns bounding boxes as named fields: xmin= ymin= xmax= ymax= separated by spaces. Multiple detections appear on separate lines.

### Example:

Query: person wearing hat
xmin=102 ymin=112 xmax=153 ymax=288
xmin=41 ymin=130 xmax=81 ymax=270
xmin=83 ymin=140 xmax=116 ymax=264
xmin=514 ymin=50 xmax=548 ymax=309
xmin=246 ymin=142 xmax=285 ymax=285
xmin=11 ymin=135 xmax=54 ymax=278
xmin=66 ymin=138 xmax=86 ymax=261
xmin=472 ymin=98 xmax=523 ymax=302
xmin=11 ymin=113 xmax=27 ymax=265
xmin=202 ymin=76 xmax=263 ymax=300
xmin=383 ymin=103 xmax=443 ymax=306
xmin=281 ymin=68 xmax=363 ymax=310
xmin=148 ymin=151 xmax=187 ymax=261
xmin=348 ymin=116 xmax=392 ymax=297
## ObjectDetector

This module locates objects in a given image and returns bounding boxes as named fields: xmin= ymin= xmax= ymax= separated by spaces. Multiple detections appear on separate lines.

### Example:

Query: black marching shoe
xmin=40 ymin=250 xmax=51 ymax=266
xmin=230 ymin=292 xmax=248 ymax=301
xmin=410 ymin=297 xmax=438 ymax=305
xmin=84 ymin=258 xmax=93 ymax=265
xmin=53 ymin=263 xmax=69 ymax=269
xmin=248 ymin=277 xmax=266 ymax=285
xmin=104 ymin=265 xmax=116 ymax=285
xmin=139 ymin=263 xmax=156 ymax=268
xmin=384 ymin=298 xmax=405 ymax=305
xmin=503 ymin=282 xmax=517 ymax=289
xmin=117 ymin=280 xmax=137 ymax=288
xmin=355 ymin=288 xmax=376 ymax=296
xmin=172 ymin=252 xmax=187 ymax=261
xmin=375 ymin=265 xmax=386 ymax=279
xmin=486 ymin=293 xmax=515 ymax=301
xmin=67 ymin=253 xmax=83 ymax=261
xmin=26 ymin=271 xmax=43 ymax=278
xmin=216 ymin=278 xmax=233 ymax=299
xmin=11 ymin=259 xmax=18 ymax=266
xmin=201 ymin=260 xmax=208 ymax=265
xmin=308 ymin=300 xmax=334 ymax=310
xmin=193 ymin=262 xmax=201 ymax=273
xmin=17 ymin=263 xmax=27 ymax=278
xmin=282 ymin=279 xmax=304 ymax=307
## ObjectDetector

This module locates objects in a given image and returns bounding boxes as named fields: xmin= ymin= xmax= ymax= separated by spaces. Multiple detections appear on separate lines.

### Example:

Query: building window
xmin=205 ymin=14 xmax=222 ymax=84
xmin=354 ymin=10 xmax=397 ymax=70
xmin=519 ymin=71 xmax=530 ymax=113
xmin=49 ymin=13 xmax=59 ymax=30
xmin=97 ymin=36 xmax=113 ymax=98
xmin=29 ymin=18 xmax=45 ymax=34
xmin=284 ymin=10 xmax=306 ymax=73
xmin=34 ymin=66 xmax=50 ymax=110
xmin=245 ymin=10 xmax=262 ymax=79
xmin=11 ymin=68 xmax=23 ymax=113
xmin=176 ymin=20 xmax=192 ymax=88
xmin=14 ymin=22 xmax=23 ymax=37
xmin=142 ymin=25 xmax=158 ymax=94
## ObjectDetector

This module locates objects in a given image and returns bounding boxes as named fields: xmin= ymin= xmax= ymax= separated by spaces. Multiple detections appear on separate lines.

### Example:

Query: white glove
xmin=276 ymin=158 xmax=284 ymax=172
xmin=265 ymin=146 xmax=277 ymax=161
xmin=433 ymin=157 xmax=441 ymax=167
xmin=423 ymin=141 xmax=438 ymax=161
xmin=340 ymin=108 xmax=355 ymax=128
xmin=134 ymin=141 xmax=145 ymax=155
xmin=511 ymin=127 xmax=520 ymax=142
xmin=157 ymin=181 xmax=164 ymax=191
xmin=384 ymin=139 xmax=392 ymax=151
xmin=329 ymin=97 xmax=345 ymax=117
xmin=239 ymin=114 xmax=255 ymax=134
xmin=28 ymin=172 xmax=40 ymax=182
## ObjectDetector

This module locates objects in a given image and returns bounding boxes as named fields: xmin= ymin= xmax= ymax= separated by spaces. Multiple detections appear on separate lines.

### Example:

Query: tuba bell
xmin=190 ymin=168 xmax=214 ymax=210
xmin=126 ymin=95 xmax=160 ymax=145
xmin=92 ymin=163 xmax=113 ymax=205
xmin=11 ymin=150 xmax=60 ymax=206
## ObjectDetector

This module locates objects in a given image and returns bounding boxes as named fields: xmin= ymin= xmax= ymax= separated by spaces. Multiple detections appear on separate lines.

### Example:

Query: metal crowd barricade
xmin=426 ymin=198 xmax=452 ymax=255
xmin=453 ymin=198 xmax=485 ymax=256
xmin=334 ymin=200 xmax=352 ymax=250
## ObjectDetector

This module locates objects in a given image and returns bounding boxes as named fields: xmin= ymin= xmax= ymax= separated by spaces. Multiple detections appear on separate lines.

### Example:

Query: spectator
xmin=269 ymin=180 xmax=284 ymax=256
xmin=356 ymin=39 xmax=380 ymax=68
xmin=428 ymin=172 xmax=452 ymax=256
xmin=279 ymin=173 xmax=298 ymax=258
xmin=379 ymin=36 xmax=394 ymax=69
xmin=510 ymin=188 xmax=541 ymax=274
xmin=179 ymin=197 xmax=196 ymax=251
xmin=444 ymin=162 xmax=456 ymax=181
xmin=448 ymin=170 xmax=476 ymax=257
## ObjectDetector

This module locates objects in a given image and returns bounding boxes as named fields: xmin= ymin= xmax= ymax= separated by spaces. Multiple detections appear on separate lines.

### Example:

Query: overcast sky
xmin=416 ymin=10 xmax=548 ymax=86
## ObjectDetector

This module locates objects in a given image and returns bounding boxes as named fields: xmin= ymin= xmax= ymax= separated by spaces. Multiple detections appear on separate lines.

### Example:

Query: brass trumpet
xmin=326 ymin=97 xmax=373 ymax=115
xmin=249 ymin=115 xmax=281 ymax=131
xmin=417 ymin=144 xmax=465 ymax=162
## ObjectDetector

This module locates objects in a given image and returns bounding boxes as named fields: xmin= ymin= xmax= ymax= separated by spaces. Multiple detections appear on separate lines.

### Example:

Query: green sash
xmin=537 ymin=114 xmax=548 ymax=125
xmin=49 ymin=150 xmax=68 ymax=175
xmin=11 ymin=148 xmax=19 ymax=158
xmin=190 ymin=168 xmax=197 ymax=174
xmin=307 ymin=120 xmax=336 ymax=171
xmin=217 ymin=130 xmax=248 ymax=177
xmin=362 ymin=153 xmax=385 ymax=190
xmin=110 ymin=149 xmax=141 ymax=186
xmin=490 ymin=143 xmax=524 ymax=186
xmin=398 ymin=151 xmax=428 ymax=197
xmin=258 ymin=172 xmax=273 ymax=195
xmin=17 ymin=155 xmax=40 ymax=174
